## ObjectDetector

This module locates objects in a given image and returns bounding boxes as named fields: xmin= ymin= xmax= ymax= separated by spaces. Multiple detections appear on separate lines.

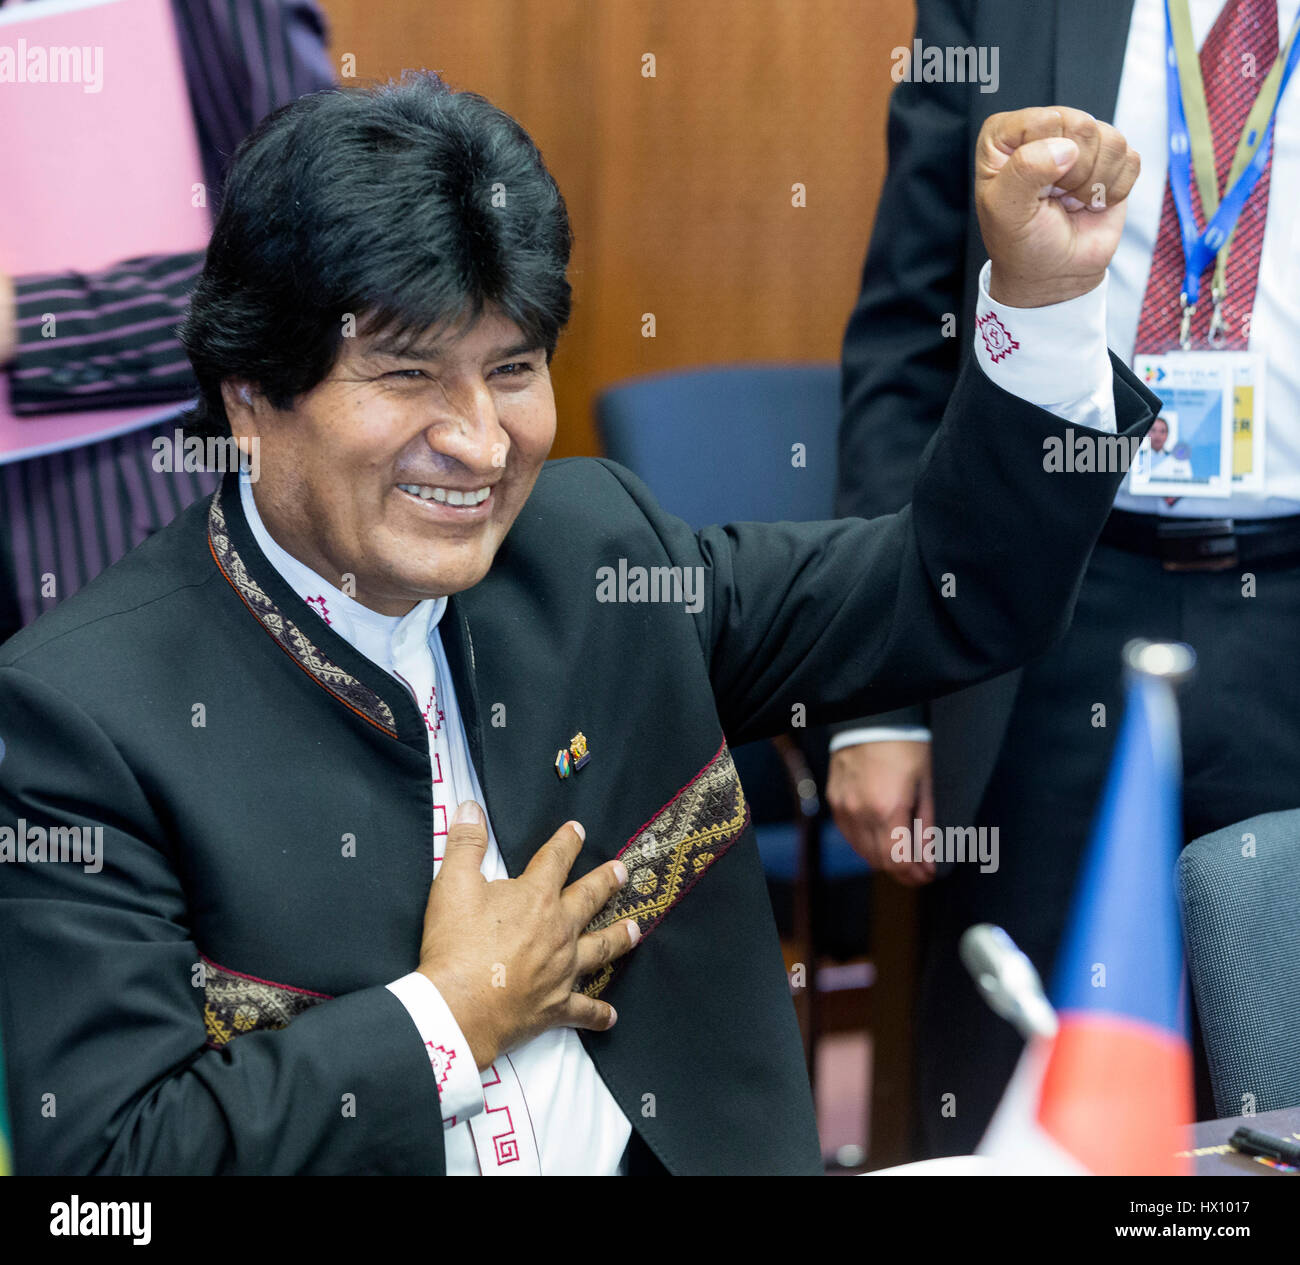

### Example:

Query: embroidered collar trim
xmin=206 ymin=489 xmax=400 ymax=738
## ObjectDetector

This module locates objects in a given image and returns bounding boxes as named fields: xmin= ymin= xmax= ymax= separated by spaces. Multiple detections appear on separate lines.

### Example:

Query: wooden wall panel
xmin=319 ymin=0 xmax=915 ymax=456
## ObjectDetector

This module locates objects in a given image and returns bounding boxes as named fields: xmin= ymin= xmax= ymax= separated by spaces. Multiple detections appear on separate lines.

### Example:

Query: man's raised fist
xmin=975 ymin=106 xmax=1141 ymax=309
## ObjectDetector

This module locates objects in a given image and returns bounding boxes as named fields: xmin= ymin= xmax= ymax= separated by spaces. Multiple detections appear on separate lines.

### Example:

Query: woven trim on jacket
xmin=208 ymin=492 xmax=398 ymax=737
xmin=201 ymin=953 xmax=332 ymax=1048
xmin=579 ymin=739 xmax=750 ymax=998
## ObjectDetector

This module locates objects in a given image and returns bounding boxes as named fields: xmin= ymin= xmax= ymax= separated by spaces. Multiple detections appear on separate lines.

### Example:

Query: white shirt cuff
xmin=973 ymin=259 xmax=1116 ymax=433
xmin=829 ymin=727 xmax=933 ymax=753
xmin=387 ymin=972 xmax=486 ymax=1128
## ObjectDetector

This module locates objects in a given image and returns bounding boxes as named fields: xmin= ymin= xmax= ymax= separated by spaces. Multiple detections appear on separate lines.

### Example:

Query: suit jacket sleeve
xmin=4 ymin=1 xmax=336 ymax=416
xmin=0 ymin=666 xmax=447 ymax=1176
xmin=837 ymin=0 xmax=975 ymax=519
xmin=606 ymin=352 xmax=1158 ymax=749
xmin=833 ymin=0 xmax=976 ymax=734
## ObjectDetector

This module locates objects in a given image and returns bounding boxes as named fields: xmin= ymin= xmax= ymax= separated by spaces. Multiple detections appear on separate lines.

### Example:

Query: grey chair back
xmin=1176 ymin=809 xmax=1300 ymax=1116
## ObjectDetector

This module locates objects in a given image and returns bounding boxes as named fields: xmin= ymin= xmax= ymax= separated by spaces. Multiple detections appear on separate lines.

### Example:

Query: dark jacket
xmin=0 ymin=353 xmax=1158 ymax=1174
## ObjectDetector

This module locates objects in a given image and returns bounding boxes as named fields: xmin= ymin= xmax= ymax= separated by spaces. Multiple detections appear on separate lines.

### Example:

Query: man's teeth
xmin=397 ymin=484 xmax=491 ymax=506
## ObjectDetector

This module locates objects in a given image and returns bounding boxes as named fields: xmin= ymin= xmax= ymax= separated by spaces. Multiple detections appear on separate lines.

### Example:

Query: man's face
xmin=229 ymin=307 xmax=555 ymax=614
xmin=1150 ymin=417 xmax=1168 ymax=452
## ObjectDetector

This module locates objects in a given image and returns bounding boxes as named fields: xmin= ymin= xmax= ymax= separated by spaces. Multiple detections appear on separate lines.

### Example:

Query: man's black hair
xmin=180 ymin=73 xmax=573 ymax=436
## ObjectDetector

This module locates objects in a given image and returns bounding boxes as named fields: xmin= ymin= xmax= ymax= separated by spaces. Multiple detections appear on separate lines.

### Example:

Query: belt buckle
xmin=1156 ymin=518 xmax=1238 ymax=572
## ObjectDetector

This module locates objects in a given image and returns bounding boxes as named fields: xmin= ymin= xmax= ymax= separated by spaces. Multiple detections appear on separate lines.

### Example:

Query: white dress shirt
xmin=836 ymin=0 xmax=1300 ymax=754
xmin=238 ymin=473 xmax=633 ymax=1175
xmin=1109 ymin=0 xmax=1300 ymax=517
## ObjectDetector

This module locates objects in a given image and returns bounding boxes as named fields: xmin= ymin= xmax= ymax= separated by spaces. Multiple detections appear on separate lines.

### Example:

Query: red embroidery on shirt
xmin=433 ymin=804 xmax=447 ymax=862
xmin=480 ymin=1064 xmax=521 ymax=1165
xmin=426 ymin=1041 xmax=456 ymax=1089
xmin=421 ymin=685 xmax=445 ymax=735
xmin=977 ymin=311 xmax=1020 ymax=363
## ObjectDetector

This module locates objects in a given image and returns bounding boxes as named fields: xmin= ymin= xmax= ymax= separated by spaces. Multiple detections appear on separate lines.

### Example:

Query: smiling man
xmin=226 ymin=308 xmax=551 ymax=613
xmin=0 ymin=75 xmax=1158 ymax=1175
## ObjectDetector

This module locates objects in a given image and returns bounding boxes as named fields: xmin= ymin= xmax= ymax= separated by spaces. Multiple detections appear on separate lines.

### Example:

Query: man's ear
xmin=221 ymin=380 xmax=263 ymax=441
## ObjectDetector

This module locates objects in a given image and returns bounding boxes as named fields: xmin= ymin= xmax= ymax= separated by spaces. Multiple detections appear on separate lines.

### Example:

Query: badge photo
xmin=1129 ymin=353 xmax=1236 ymax=499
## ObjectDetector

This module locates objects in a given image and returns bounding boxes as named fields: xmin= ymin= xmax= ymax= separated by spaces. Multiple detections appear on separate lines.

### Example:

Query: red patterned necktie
xmin=1134 ymin=0 xmax=1280 ymax=353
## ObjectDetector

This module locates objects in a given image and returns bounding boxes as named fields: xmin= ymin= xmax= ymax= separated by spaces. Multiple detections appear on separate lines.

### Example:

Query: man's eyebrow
xmin=362 ymin=336 xmax=544 ymax=362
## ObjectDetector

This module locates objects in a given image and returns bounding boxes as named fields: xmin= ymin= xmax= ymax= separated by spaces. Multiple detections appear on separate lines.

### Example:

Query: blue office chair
xmin=596 ymin=363 xmax=873 ymax=1083
xmin=595 ymin=363 xmax=843 ymax=524
xmin=1177 ymin=808 xmax=1300 ymax=1117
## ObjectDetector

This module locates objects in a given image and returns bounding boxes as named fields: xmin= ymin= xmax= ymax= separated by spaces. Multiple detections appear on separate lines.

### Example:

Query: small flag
xmin=980 ymin=642 xmax=1195 ymax=1174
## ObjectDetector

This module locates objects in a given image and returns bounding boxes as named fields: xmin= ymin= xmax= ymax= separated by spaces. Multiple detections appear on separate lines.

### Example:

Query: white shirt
xmin=1144 ymin=447 xmax=1196 ymax=480
xmin=238 ymin=474 xmax=632 ymax=1175
xmin=1110 ymin=0 xmax=1300 ymax=517
xmin=835 ymin=0 xmax=1300 ymax=754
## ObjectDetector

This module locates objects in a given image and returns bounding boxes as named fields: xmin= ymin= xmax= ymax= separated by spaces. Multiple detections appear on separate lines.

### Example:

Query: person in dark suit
xmin=0 ymin=0 xmax=335 ymax=639
xmin=0 ymin=74 xmax=1156 ymax=1174
xmin=829 ymin=0 xmax=1300 ymax=1156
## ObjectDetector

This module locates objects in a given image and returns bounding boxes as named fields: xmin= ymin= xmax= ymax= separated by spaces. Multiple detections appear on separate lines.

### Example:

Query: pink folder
xmin=0 ymin=0 xmax=210 ymax=462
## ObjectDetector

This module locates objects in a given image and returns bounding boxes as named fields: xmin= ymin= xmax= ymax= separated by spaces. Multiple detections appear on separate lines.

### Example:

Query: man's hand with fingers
xmin=976 ymin=105 xmax=1141 ymax=308
xmin=418 ymin=800 xmax=639 ymax=1070
xmin=828 ymin=740 xmax=937 ymax=886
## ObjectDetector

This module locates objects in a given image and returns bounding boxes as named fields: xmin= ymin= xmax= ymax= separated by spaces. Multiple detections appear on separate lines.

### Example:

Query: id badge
xmin=1129 ymin=352 xmax=1267 ymax=499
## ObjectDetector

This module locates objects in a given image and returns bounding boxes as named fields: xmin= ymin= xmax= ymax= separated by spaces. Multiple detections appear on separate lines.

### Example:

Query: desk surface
xmin=1183 ymin=1106 xmax=1300 ymax=1175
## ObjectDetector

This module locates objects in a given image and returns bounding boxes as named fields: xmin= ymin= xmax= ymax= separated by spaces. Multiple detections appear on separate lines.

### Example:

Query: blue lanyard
xmin=1163 ymin=0 xmax=1300 ymax=310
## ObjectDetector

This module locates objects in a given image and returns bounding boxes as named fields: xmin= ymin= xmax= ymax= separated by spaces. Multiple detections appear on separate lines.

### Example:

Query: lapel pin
xmin=570 ymin=732 xmax=591 ymax=772
xmin=554 ymin=732 xmax=591 ymax=780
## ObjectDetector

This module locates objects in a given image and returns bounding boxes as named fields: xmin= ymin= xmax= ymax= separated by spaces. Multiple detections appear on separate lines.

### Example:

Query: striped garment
xmin=0 ymin=0 xmax=335 ymax=632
